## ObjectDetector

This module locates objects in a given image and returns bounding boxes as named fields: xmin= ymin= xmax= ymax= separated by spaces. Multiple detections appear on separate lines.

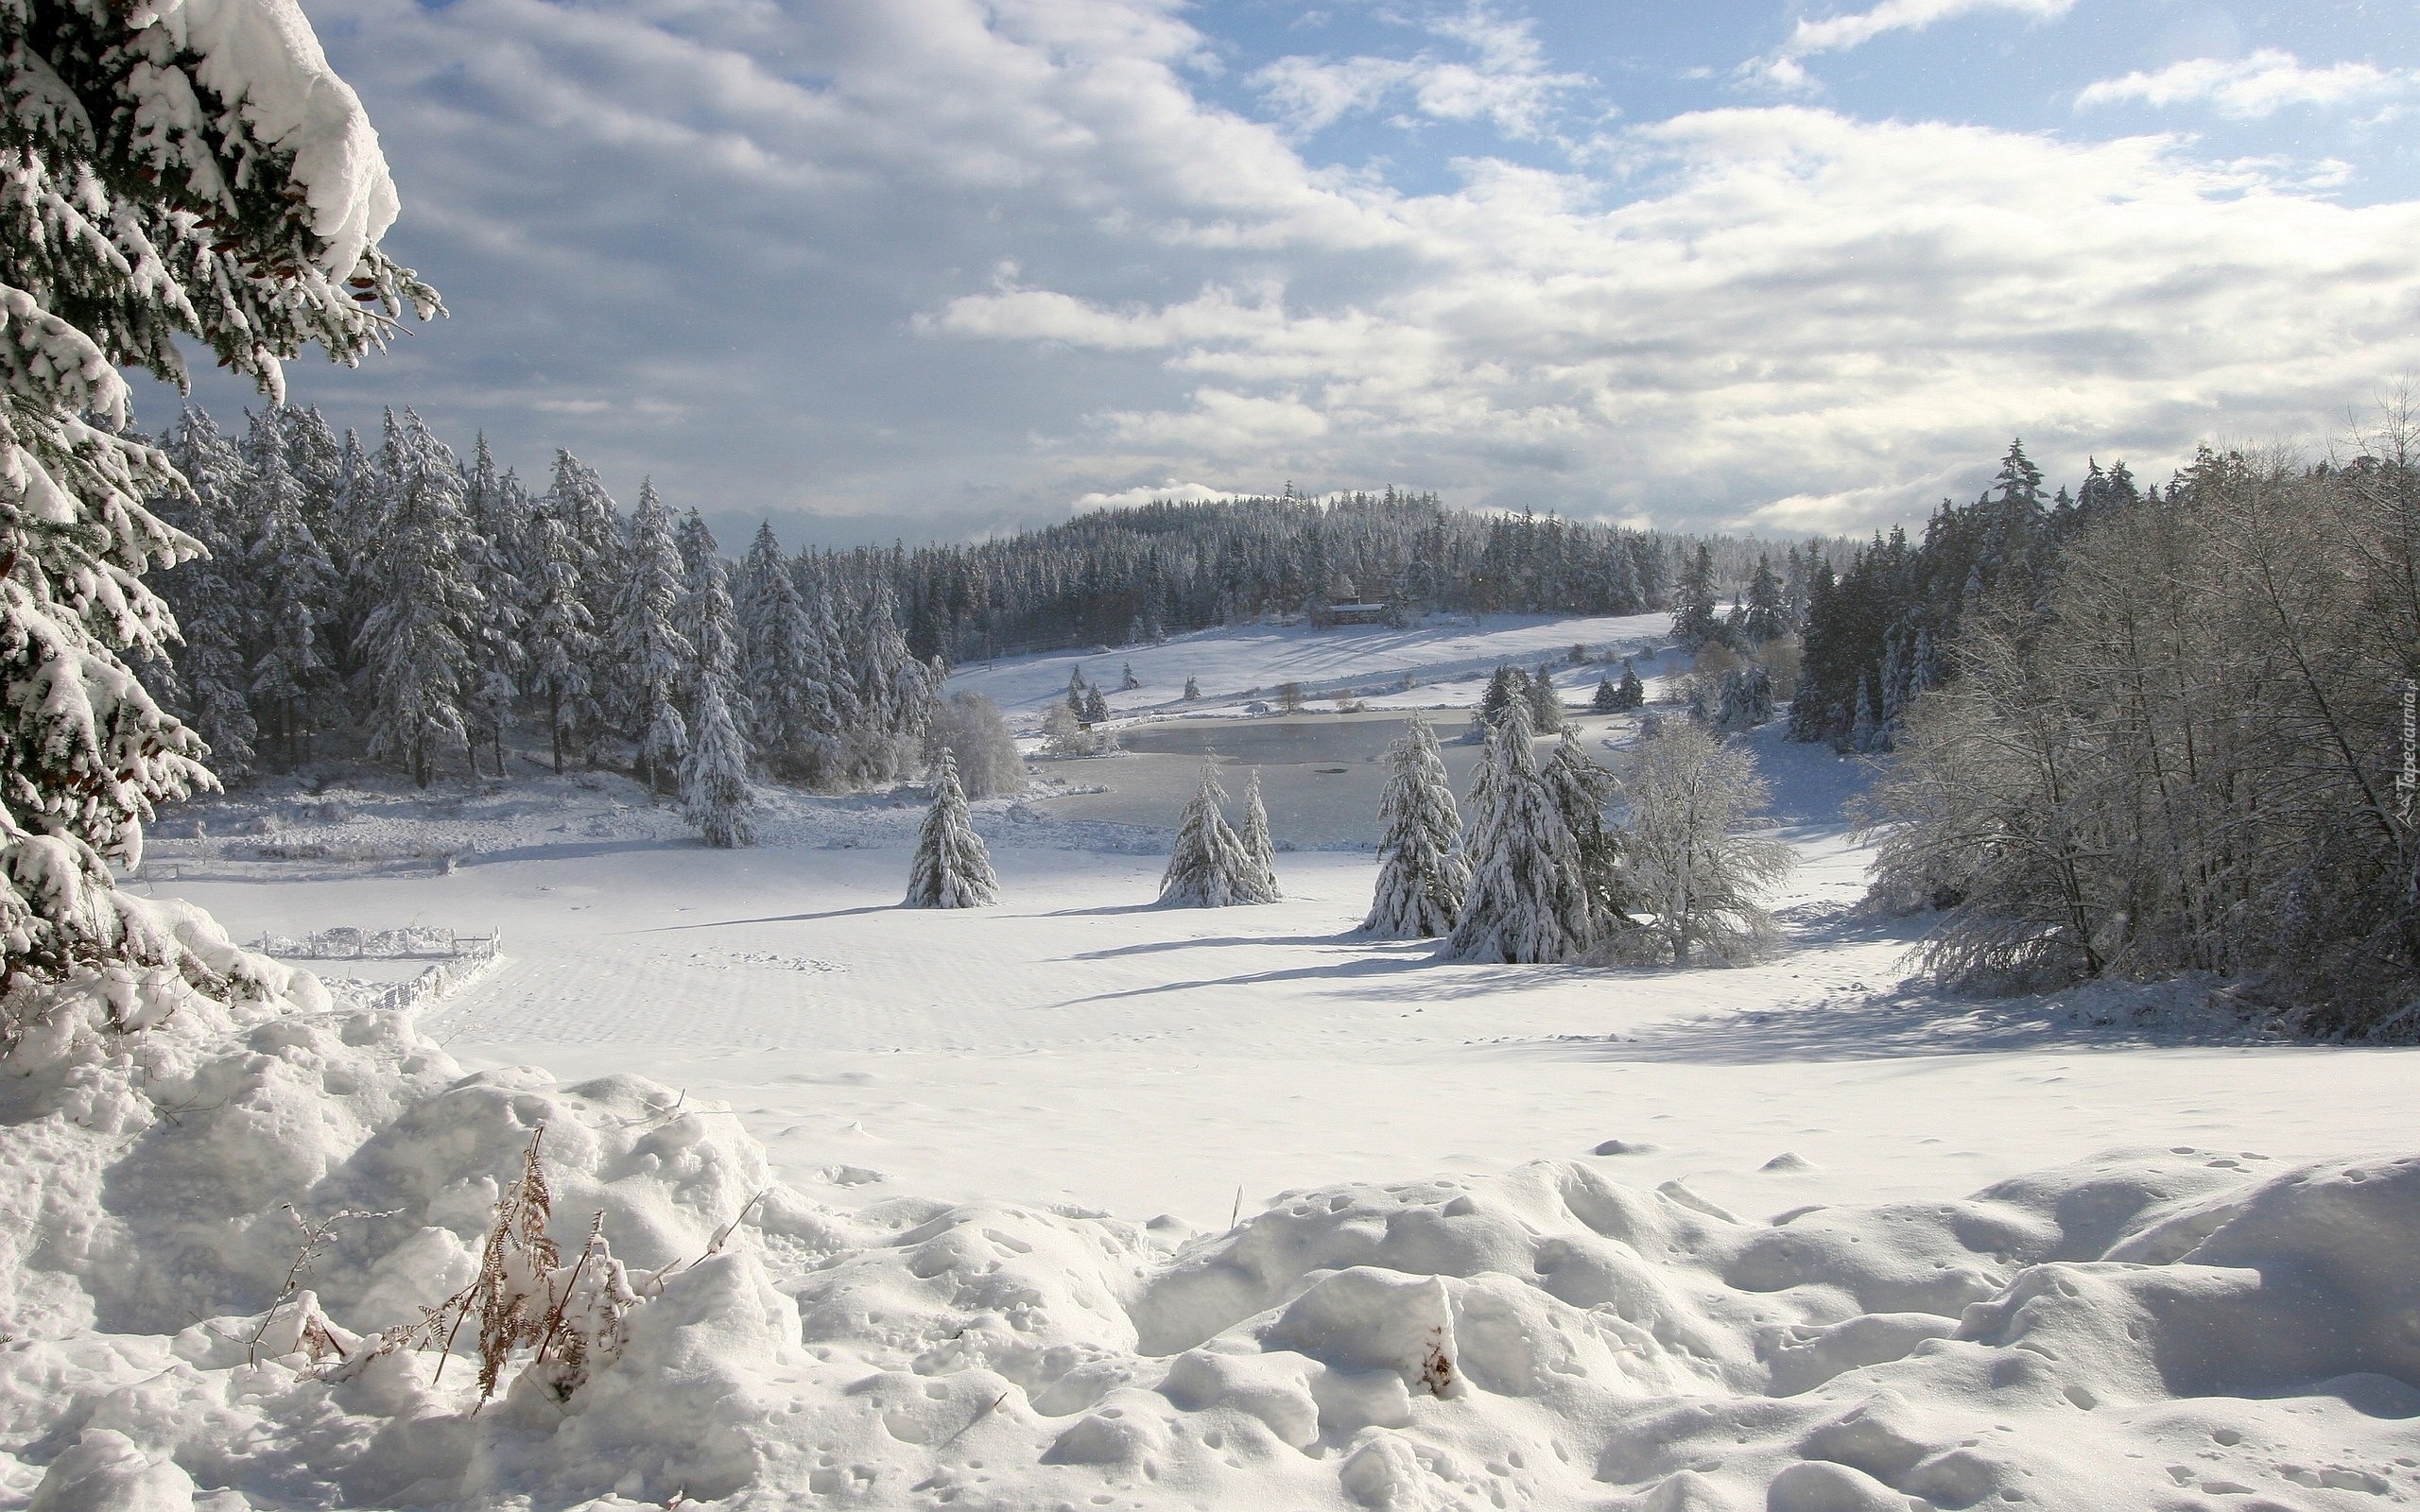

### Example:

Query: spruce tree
xmin=737 ymin=524 xmax=838 ymax=782
xmin=1160 ymin=765 xmax=1251 ymax=907
xmin=1236 ymin=769 xmax=1282 ymax=903
xmin=154 ymin=409 xmax=258 ymax=780
xmin=1183 ymin=676 xmax=1201 ymax=701
xmin=1616 ymin=658 xmax=1646 ymax=710
xmin=1365 ymin=713 xmax=1467 ymax=936
xmin=1743 ymin=556 xmax=1786 ymax=643
xmin=1546 ymin=729 xmax=1636 ymax=947
xmin=904 ymin=750 xmax=998 ymax=907
xmin=1445 ymin=699 xmax=1589 ymax=964
xmin=612 ymin=481 xmax=691 ymax=796
xmin=0 ymin=0 xmax=434 ymax=985
xmin=243 ymin=420 xmax=337 ymax=770
xmin=1528 ymin=661 xmax=1565 ymax=733
xmin=358 ymin=412 xmax=483 ymax=787
xmin=546 ymin=451 xmax=626 ymax=683
xmin=1477 ymin=664 xmax=1520 ymax=728
xmin=681 ymin=652 xmax=757 ymax=848
xmin=1592 ymin=675 xmax=1620 ymax=713
xmin=459 ymin=456 xmax=525 ymax=780
xmin=521 ymin=492 xmax=597 ymax=773
xmin=1671 ymin=543 xmax=1722 ymax=650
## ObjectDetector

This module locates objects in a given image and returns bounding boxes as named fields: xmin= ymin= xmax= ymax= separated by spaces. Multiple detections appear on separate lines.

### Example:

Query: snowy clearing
xmin=11 ymin=617 xmax=2410 ymax=1511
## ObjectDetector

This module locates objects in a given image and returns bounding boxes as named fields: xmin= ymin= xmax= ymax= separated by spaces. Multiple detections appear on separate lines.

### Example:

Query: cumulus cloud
xmin=166 ymin=0 xmax=2420 ymax=545
xmin=2076 ymin=49 xmax=2420 ymax=119
xmin=934 ymin=107 xmax=2420 ymax=529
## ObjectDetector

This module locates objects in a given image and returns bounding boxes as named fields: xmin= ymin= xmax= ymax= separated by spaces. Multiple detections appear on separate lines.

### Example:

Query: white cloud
xmin=1250 ymin=3 xmax=1586 ymax=140
xmin=2077 ymin=49 xmax=2420 ymax=119
xmin=1071 ymin=480 xmax=1253 ymax=511
xmin=1739 ymin=0 xmax=2072 ymax=93
xmin=183 ymin=0 xmax=2420 ymax=545
xmin=1781 ymin=0 xmax=2074 ymax=58
xmin=934 ymin=106 xmax=2420 ymax=531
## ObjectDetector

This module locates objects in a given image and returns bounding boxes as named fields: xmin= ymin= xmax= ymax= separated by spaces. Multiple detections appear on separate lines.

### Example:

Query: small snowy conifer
xmin=1445 ymin=700 xmax=1589 ymax=964
xmin=1236 ymin=770 xmax=1282 ymax=903
xmin=243 ymin=419 xmax=337 ymax=769
xmin=904 ymin=750 xmax=998 ymax=907
xmin=1365 ymin=713 xmax=1467 ymax=936
xmin=1160 ymin=765 xmax=1252 ymax=907
xmin=680 ymin=656 xmax=757 ymax=850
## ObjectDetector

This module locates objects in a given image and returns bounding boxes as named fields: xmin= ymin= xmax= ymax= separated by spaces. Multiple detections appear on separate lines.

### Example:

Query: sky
xmin=157 ymin=0 xmax=2420 ymax=549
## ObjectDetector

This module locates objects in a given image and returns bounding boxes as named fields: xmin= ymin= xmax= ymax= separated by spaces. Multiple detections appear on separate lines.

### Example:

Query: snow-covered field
xmin=12 ymin=616 xmax=2417 ymax=1510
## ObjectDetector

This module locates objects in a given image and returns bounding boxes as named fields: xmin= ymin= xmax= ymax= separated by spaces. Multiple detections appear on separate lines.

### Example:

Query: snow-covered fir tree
xmin=1160 ymin=765 xmax=1253 ymax=907
xmin=358 ymin=412 xmax=484 ymax=787
xmin=1546 ymin=729 xmax=1638 ymax=950
xmin=679 ymin=595 xmax=757 ymax=850
xmin=1183 ymin=676 xmax=1201 ymax=701
xmin=0 ymin=0 xmax=434 ymax=985
xmin=1592 ymin=675 xmax=1620 ymax=713
xmin=1445 ymin=699 xmax=1590 ymax=964
xmin=1528 ymin=662 xmax=1565 ymax=733
xmin=1364 ymin=713 xmax=1468 ymax=936
xmin=520 ymin=490 xmax=596 ymax=772
xmin=155 ymin=410 xmax=259 ymax=780
xmin=904 ymin=749 xmax=998 ymax=908
xmin=243 ymin=417 xmax=337 ymax=770
xmin=1670 ymin=543 xmax=1723 ymax=650
xmin=546 ymin=451 xmax=626 ymax=700
xmin=458 ymin=440 xmax=526 ymax=779
xmin=1235 ymin=770 xmax=1283 ymax=903
xmin=1616 ymin=659 xmax=1646 ymax=710
xmin=737 ymin=524 xmax=839 ymax=783
xmin=612 ymin=482 xmax=692 ymax=796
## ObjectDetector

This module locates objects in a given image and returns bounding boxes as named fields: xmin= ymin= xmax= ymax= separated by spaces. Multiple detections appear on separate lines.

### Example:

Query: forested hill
xmin=852 ymin=490 xmax=1840 ymax=663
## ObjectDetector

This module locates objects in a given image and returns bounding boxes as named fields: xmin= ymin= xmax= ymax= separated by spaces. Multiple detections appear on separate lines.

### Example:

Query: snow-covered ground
xmin=955 ymin=610 xmax=1679 ymax=726
xmin=11 ymin=616 xmax=2414 ymax=1510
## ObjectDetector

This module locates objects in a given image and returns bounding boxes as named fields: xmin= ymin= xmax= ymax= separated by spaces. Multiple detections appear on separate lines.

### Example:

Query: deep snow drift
xmin=4 ymin=923 xmax=2416 ymax=1510
xmin=9 ymin=616 xmax=2413 ymax=1509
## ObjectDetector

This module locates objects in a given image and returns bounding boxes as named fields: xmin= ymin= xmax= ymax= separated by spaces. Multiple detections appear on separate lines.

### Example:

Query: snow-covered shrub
xmin=1623 ymin=719 xmax=1794 ymax=965
xmin=930 ymin=691 xmax=1024 ymax=798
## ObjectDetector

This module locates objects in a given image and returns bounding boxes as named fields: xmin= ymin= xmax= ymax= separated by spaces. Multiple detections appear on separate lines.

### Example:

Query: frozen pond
xmin=1033 ymin=708 xmax=1640 ymax=846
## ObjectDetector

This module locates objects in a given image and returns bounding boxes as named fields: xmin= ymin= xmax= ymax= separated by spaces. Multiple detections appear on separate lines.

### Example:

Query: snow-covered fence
xmin=253 ymin=926 xmax=502 ymax=962
xmin=337 ymin=957 xmax=497 ymax=1016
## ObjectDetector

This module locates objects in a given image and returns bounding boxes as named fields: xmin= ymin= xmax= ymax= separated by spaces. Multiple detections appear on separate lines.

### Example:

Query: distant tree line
xmin=874 ymin=488 xmax=1841 ymax=662
xmin=147 ymin=405 xmax=942 ymax=834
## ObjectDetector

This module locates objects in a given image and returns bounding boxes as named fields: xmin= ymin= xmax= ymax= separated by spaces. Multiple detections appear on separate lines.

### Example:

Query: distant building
xmin=1322 ymin=602 xmax=1392 ymax=627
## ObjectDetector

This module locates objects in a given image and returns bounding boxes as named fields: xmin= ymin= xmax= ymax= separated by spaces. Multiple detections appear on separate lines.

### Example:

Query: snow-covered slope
xmin=10 ymin=616 xmax=2410 ymax=1509
xmin=3 ymin=930 xmax=2414 ymax=1510
xmin=951 ymin=611 xmax=1677 ymax=724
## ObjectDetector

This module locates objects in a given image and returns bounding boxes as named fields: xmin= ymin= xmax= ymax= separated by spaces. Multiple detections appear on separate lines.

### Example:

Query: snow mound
xmin=1 ymin=918 xmax=2413 ymax=1508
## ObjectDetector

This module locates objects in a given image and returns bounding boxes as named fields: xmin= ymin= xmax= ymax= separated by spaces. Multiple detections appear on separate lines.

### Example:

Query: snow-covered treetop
xmin=140 ymin=0 xmax=400 ymax=276
xmin=2 ymin=0 xmax=441 ymax=408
